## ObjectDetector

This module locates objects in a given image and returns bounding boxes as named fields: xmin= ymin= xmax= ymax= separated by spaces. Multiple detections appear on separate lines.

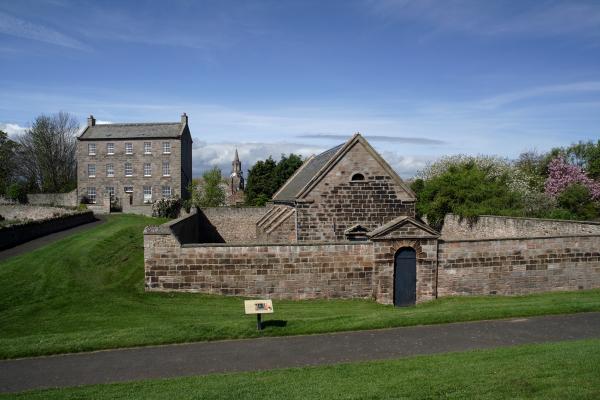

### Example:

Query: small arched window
xmin=351 ymin=173 xmax=365 ymax=181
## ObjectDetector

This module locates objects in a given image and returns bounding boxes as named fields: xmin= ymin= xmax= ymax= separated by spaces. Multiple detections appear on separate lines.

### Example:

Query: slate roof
xmin=79 ymin=122 xmax=184 ymax=140
xmin=273 ymin=143 xmax=344 ymax=202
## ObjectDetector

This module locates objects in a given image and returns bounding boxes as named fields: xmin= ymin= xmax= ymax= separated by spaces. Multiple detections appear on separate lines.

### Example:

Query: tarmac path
xmin=1 ymin=312 xmax=599 ymax=393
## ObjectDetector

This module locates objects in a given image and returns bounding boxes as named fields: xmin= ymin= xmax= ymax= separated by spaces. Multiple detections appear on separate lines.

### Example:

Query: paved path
xmin=1 ymin=312 xmax=599 ymax=393
xmin=0 ymin=215 xmax=105 ymax=262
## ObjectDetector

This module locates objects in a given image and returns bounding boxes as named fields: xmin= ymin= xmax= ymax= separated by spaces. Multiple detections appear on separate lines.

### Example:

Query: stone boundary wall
xmin=441 ymin=214 xmax=600 ymax=240
xmin=199 ymin=207 xmax=267 ymax=243
xmin=144 ymin=223 xmax=374 ymax=299
xmin=0 ymin=211 xmax=95 ymax=250
xmin=438 ymin=235 xmax=600 ymax=297
xmin=27 ymin=190 xmax=78 ymax=207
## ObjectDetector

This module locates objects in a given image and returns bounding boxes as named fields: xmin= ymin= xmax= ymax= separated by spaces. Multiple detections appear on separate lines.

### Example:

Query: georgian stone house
xmin=77 ymin=114 xmax=192 ymax=211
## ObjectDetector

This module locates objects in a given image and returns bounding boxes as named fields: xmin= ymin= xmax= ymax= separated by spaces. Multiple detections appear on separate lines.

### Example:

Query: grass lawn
xmin=1 ymin=214 xmax=600 ymax=359
xmin=4 ymin=339 xmax=600 ymax=399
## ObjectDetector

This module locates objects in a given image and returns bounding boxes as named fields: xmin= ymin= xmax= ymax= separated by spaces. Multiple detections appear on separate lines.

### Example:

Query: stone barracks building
xmin=77 ymin=113 xmax=193 ymax=213
xmin=144 ymin=134 xmax=600 ymax=306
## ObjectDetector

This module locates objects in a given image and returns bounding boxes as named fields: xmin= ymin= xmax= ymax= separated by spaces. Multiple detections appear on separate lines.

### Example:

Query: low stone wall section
xmin=144 ymin=227 xmax=374 ymax=299
xmin=438 ymin=235 xmax=600 ymax=296
xmin=0 ymin=205 xmax=74 ymax=221
xmin=0 ymin=211 xmax=95 ymax=250
xmin=441 ymin=214 xmax=600 ymax=240
xmin=198 ymin=207 xmax=267 ymax=243
xmin=27 ymin=190 xmax=78 ymax=207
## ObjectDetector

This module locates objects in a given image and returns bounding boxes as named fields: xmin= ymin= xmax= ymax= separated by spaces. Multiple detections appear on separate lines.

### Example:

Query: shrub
xmin=545 ymin=157 xmax=600 ymax=201
xmin=152 ymin=197 xmax=182 ymax=219
xmin=6 ymin=182 xmax=27 ymax=204
xmin=76 ymin=203 xmax=88 ymax=212
xmin=0 ymin=214 xmax=4 ymax=222
xmin=414 ymin=162 xmax=522 ymax=230
xmin=556 ymin=183 xmax=599 ymax=221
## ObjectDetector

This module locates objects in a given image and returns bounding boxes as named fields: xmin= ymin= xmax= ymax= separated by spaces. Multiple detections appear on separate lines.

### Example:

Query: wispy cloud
xmin=365 ymin=0 xmax=600 ymax=38
xmin=298 ymin=133 xmax=445 ymax=145
xmin=479 ymin=81 xmax=600 ymax=108
xmin=0 ymin=11 xmax=88 ymax=50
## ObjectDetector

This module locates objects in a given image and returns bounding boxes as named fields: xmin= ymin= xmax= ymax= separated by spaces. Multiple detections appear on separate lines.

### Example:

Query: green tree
xmin=565 ymin=140 xmax=600 ymax=180
xmin=245 ymin=153 xmax=303 ymax=206
xmin=188 ymin=167 xmax=225 ymax=208
xmin=0 ymin=130 xmax=18 ymax=196
xmin=556 ymin=183 xmax=599 ymax=221
xmin=273 ymin=153 xmax=303 ymax=189
xmin=414 ymin=162 xmax=522 ymax=230
xmin=245 ymin=157 xmax=278 ymax=206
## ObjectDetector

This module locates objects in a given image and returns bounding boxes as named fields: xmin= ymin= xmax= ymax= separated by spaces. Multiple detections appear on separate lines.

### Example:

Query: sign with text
xmin=244 ymin=299 xmax=274 ymax=314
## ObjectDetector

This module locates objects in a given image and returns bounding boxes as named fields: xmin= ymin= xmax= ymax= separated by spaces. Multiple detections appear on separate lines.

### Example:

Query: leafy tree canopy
xmin=188 ymin=167 xmax=226 ymax=208
xmin=245 ymin=154 xmax=302 ymax=206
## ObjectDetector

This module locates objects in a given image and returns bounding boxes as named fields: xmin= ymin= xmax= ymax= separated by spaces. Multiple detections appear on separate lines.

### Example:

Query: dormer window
xmin=351 ymin=173 xmax=365 ymax=181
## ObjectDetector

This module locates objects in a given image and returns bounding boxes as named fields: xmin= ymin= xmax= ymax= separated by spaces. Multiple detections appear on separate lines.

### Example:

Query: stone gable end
xmin=296 ymin=141 xmax=416 ymax=242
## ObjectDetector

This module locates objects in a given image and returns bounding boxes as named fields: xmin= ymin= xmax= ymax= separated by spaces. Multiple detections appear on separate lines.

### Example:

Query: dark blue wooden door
xmin=394 ymin=248 xmax=416 ymax=307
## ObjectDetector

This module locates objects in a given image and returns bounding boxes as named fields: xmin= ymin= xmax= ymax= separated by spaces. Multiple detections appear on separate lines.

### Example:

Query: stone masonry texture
xmin=295 ymin=142 xmax=415 ymax=242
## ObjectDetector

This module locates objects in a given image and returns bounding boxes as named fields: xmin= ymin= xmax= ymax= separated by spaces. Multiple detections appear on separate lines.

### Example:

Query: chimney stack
xmin=87 ymin=115 xmax=96 ymax=127
xmin=181 ymin=112 xmax=188 ymax=125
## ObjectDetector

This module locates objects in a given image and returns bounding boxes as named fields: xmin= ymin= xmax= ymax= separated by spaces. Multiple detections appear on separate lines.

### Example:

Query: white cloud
xmin=479 ymin=81 xmax=600 ymax=108
xmin=0 ymin=122 xmax=28 ymax=137
xmin=0 ymin=11 xmax=88 ymax=50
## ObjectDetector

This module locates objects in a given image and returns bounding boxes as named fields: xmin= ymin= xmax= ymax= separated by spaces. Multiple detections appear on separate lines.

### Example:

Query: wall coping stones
xmin=181 ymin=241 xmax=369 ymax=248
xmin=441 ymin=233 xmax=600 ymax=243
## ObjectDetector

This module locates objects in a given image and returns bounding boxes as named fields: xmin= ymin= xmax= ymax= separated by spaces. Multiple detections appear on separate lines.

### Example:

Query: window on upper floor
xmin=125 ymin=143 xmax=133 ymax=154
xmin=144 ymin=163 xmax=152 ymax=177
xmin=125 ymin=162 xmax=133 ymax=176
xmin=144 ymin=142 xmax=152 ymax=154
xmin=88 ymin=143 xmax=96 ymax=156
xmin=106 ymin=143 xmax=114 ymax=155
xmin=163 ymin=142 xmax=171 ymax=154
xmin=87 ymin=164 xmax=96 ymax=177
xmin=162 ymin=161 xmax=170 ymax=176
xmin=106 ymin=163 xmax=114 ymax=177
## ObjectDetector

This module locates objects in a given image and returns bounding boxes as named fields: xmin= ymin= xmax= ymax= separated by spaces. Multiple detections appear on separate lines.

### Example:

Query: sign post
xmin=244 ymin=300 xmax=274 ymax=330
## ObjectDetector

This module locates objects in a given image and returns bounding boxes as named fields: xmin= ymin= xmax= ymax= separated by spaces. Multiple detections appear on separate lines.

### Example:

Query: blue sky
xmin=1 ymin=0 xmax=600 ymax=177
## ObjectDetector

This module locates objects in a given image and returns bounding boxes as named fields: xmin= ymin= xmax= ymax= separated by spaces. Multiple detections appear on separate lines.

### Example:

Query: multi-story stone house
xmin=77 ymin=113 xmax=192 ymax=212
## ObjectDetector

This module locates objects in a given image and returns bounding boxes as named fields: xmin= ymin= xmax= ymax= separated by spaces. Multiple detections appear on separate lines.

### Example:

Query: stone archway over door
xmin=394 ymin=247 xmax=416 ymax=306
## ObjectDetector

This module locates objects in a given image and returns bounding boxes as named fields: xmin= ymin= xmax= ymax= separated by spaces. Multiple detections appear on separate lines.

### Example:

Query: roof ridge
xmin=94 ymin=122 xmax=181 ymax=127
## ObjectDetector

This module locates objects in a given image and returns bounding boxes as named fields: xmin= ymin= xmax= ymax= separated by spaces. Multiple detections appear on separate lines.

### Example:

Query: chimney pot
xmin=181 ymin=112 xmax=188 ymax=125
xmin=87 ymin=115 xmax=96 ymax=127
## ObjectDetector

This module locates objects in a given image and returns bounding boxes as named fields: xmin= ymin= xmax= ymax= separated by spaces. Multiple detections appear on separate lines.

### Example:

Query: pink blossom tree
xmin=545 ymin=157 xmax=600 ymax=201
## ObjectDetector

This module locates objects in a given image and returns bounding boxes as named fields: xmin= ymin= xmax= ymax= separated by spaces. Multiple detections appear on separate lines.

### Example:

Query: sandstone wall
xmin=199 ymin=207 xmax=267 ymax=243
xmin=441 ymin=214 xmax=600 ymax=240
xmin=27 ymin=190 xmax=78 ymax=207
xmin=144 ymin=229 xmax=374 ymax=299
xmin=296 ymin=142 xmax=415 ymax=242
xmin=438 ymin=235 xmax=600 ymax=296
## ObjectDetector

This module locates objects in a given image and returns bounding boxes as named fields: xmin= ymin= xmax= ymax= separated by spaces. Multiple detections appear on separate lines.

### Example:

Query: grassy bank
xmin=5 ymin=339 xmax=600 ymax=399
xmin=1 ymin=214 xmax=600 ymax=359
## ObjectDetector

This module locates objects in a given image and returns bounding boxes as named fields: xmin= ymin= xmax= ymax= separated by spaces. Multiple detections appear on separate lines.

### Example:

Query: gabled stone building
xmin=77 ymin=114 xmax=193 ymax=212
xmin=257 ymin=133 xmax=417 ymax=242
xmin=144 ymin=133 xmax=600 ymax=306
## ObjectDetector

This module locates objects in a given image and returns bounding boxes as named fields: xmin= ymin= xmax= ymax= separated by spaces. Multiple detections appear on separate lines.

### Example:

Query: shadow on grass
xmin=262 ymin=320 xmax=288 ymax=329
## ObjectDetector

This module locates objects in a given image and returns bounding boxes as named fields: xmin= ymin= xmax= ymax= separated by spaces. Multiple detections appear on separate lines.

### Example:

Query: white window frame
xmin=162 ymin=186 xmax=172 ymax=198
xmin=107 ymin=143 xmax=114 ymax=155
xmin=125 ymin=143 xmax=133 ymax=155
xmin=125 ymin=162 xmax=133 ymax=177
xmin=106 ymin=163 xmax=114 ymax=177
xmin=106 ymin=186 xmax=115 ymax=199
xmin=162 ymin=142 xmax=171 ymax=154
xmin=162 ymin=161 xmax=170 ymax=177
xmin=88 ymin=164 xmax=96 ymax=178
xmin=144 ymin=142 xmax=152 ymax=154
xmin=87 ymin=187 xmax=96 ymax=204
xmin=88 ymin=143 xmax=96 ymax=156
xmin=143 ymin=186 xmax=152 ymax=203
xmin=124 ymin=186 xmax=133 ymax=193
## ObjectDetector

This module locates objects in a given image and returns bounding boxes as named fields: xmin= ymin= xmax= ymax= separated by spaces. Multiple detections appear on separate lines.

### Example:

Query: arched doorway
xmin=394 ymin=247 xmax=416 ymax=306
